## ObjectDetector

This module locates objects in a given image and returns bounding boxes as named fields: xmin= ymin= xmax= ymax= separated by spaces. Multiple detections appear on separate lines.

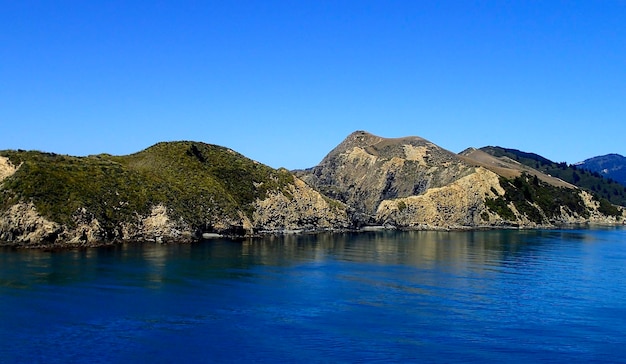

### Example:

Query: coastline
xmin=2 ymin=222 xmax=623 ymax=250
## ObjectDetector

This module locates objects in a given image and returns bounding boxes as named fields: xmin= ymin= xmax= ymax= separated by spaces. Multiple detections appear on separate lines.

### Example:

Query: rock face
xmin=0 ymin=203 xmax=62 ymax=244
xmin=253 ymin=177 xmax=350 ymax=232
xmin=375 ymin=167 xmax=503 ymax=228
xmin=297 ymin=131 xmax=477 ymax=224
xmin=0 ymin=182 xmax=349 ymax=246
xmin=298 ymin=131 xmax=624 ymax=229
xmin=0 ymin=156 xmax=19 ymax=182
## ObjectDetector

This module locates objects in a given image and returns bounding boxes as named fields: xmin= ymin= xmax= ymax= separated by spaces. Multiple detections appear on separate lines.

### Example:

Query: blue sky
xmin=1 ymin=1 xmax=625 ymax=169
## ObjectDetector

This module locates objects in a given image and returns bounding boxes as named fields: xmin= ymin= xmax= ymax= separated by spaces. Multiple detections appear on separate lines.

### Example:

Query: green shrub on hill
xmin=484 ymin=196 xmax=516 ymax=221
xmin=486 ymin=173 xmax=590 ymax=223
xmin=481 ymin=146 xmax=626 ymax=207
xmin=0 ymin=142 xmax=294 ymax=233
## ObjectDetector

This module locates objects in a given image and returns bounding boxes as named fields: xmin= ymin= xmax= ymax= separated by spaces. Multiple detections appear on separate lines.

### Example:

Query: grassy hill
xmin=0 ymin=142 xmax=293 ymax=235
xmin=480 ymin=146 xmax=626 ymax=207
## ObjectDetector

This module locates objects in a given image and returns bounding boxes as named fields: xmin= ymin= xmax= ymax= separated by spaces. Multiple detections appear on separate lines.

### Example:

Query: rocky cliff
xmin=297 ymin=131 xmax=477 ymax=223
xmin=298 ymin=131 xmax=623 ymax=229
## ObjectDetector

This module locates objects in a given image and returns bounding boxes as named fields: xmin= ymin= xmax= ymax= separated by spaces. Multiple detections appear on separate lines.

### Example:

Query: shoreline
xmin=1 ymin=222 xmax=623 ymax=250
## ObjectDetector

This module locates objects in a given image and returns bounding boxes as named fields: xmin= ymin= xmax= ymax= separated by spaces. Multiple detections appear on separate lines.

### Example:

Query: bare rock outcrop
xmin=119 ymin=205 xmax=193 ymax=243
xmin=253 ymin=177 xmax=350 ymax=232
xmin=1 ymin=133 xmax=623 ymax=247
xmin=0 ymin=202 xmax=62 ymax=244
xmin=376 ymin=167 xmax=503 ymax=228
xmin=299 ymin=131 xmax=624 ymax=229
xmin=580 ymin=190 xmax=625 ymax=224
xmin=298 ymin=131 xmax=478 ymax=224
xmin=0 ymin=156 xmax=19 ymax=182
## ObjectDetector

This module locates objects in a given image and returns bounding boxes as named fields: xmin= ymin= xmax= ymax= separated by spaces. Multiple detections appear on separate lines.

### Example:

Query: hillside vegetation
xmin=480 ymin=146 xmax=626 ymax=207
xmin=576 ymin=154 xmax=626 ymax=187
xmin=0 ymin=142 xmax=293 ymax=237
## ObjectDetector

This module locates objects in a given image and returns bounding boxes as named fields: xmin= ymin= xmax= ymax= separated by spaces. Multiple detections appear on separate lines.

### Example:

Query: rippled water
xmin=1 ymin=228 xmax=626 ymax=363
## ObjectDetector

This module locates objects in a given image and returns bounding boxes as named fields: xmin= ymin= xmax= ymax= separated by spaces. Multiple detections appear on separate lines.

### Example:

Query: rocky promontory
xmin=0 ymin=131 xmax=623 ymax=247
xmin=297 ymin=131 xmax=624 ymax=229
xmin=0 ymin=142 xmax=349 ymax=247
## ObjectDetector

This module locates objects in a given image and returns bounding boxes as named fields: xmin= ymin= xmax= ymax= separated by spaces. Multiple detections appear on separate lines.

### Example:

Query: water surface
xmin=1 ymin=228 xmax=625 ymax=363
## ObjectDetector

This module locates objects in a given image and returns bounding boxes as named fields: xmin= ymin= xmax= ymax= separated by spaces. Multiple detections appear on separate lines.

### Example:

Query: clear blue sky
xmin=1 ymin=1 xmax=625 ymax=169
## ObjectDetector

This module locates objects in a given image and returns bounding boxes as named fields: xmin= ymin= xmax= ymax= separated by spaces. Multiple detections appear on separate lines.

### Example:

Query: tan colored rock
xmin=402 ymin=144 xmax=430 ymax=165
xmin=125 ymin=204 xmax=191 ymax=242
xmin=253 ymin=177 xmax=350 ymax=232
xmin=0 ymin=202 xmax=61 ymax=244
xmin=65 ymin=216 xmax=104 ymax=243
xmin=298 ymin=131 xmax=476 ymax=218
xmin=142 ymin=205 xmax=171 ymax=235
xmin=376 ymin=167 xmax=502 ymax=227
xmin=0 ymin=156 xmax=19 ymax=183
xmin=579 ymin=190 xmax=625 ymax=224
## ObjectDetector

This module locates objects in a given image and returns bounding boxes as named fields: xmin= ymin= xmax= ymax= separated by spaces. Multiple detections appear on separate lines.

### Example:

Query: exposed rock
xmin=376 ymin=167 xmax=502 ymax=228
xmin=63 ymin=207 xmax=105 ymax=243
xmin=0 ymin=202 xmax=62 ymax=244
xmin=120 ymin=205 xmax=192 ymax=242
xmin=580 ymin=190 xmax=625 ymax=224
xmin=298 ymin=131 xmax=477 ymax=224
xmin=1 ymin=132 xmax=623 ymax=247
xmin=0 ymin=156 xmax=19 ymax=182
xmin=299 ymin=131 xmax=624 ymax=229
xmin=253 ymin=177 xmax=350 ymax=232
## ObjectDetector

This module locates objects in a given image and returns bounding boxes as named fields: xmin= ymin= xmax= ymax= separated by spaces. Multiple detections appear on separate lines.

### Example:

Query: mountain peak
xmin=325 ymin=130 xmax=446 ymax=162
xmin=298 ymin=131 xmax=476 ymax=217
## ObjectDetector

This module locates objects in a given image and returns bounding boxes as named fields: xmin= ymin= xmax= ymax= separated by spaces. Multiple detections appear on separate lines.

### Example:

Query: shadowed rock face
xmin=297 ymin=131 xmax=477 ymax=223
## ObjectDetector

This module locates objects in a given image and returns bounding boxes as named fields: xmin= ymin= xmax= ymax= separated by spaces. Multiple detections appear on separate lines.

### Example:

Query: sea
xmin=1 ymin=228 xmax=625 ymax=363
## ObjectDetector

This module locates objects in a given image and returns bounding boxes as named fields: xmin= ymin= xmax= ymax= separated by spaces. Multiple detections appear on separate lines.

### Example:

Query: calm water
xmin=1 ymin=228 xmax=626 ymax=363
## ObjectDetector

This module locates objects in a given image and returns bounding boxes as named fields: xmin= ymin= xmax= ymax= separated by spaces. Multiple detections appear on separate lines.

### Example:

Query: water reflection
xmin=0 ymin=228 xmax=622 ymax=291
xmin=2 ymin=227 xmax=626 ymax=363
xmin=239 ymin=230 xmax=551 ymax=270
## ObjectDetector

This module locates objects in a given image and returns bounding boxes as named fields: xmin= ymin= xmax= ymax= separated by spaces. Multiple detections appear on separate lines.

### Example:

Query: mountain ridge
xmin=1 ymin=131 xmax=623 ymax=247
xmin=575 ymin=154 xmax=626 ymax=186
xmin=477 ymin=146 xmax=626 ymax=206
xmin=298 ymin=131 xmax=622 ymax=230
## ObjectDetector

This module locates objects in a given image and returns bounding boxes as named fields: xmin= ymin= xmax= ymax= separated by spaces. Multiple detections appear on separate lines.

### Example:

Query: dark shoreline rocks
xmin=3 ymin=222 xmax=623 ymax=251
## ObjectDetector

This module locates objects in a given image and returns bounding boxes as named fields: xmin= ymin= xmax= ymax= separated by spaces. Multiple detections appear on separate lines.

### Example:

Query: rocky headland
xmin=0 ymin=131 xmax=623 ymax=247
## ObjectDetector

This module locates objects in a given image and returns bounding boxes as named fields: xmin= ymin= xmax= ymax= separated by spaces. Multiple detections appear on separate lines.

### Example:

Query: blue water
xmin=1 ymin=228 xmax=626 ymax=363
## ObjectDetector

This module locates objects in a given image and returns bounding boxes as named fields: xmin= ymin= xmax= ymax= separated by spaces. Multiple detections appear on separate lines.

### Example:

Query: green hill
xmin=0 ymin=141 xmax=293 ymax=237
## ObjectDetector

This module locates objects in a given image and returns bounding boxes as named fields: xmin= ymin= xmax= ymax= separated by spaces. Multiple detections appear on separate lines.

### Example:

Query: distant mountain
xmin=575 ymin=154 xmax=626 ymax=186
xmin=478 ymin=147 xmax=626 ymax=207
